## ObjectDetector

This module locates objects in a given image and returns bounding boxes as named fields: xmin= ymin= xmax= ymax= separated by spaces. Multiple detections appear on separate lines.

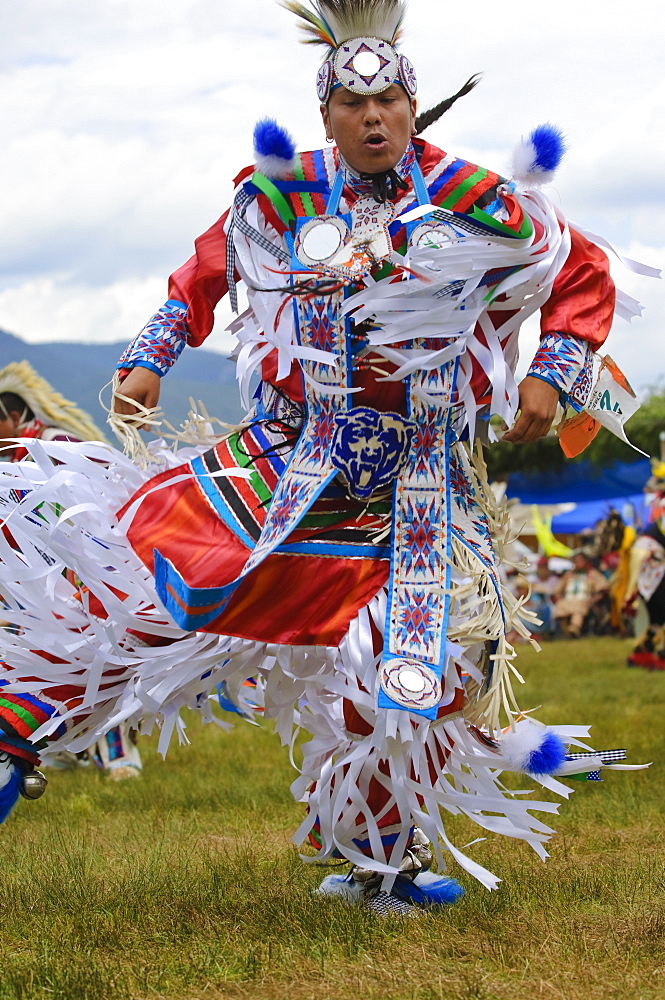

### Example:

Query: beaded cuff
xmin=116 ymin=299 xmax=189 ymax=377
xmin=527 ymin=332 xmax=595 ymax=412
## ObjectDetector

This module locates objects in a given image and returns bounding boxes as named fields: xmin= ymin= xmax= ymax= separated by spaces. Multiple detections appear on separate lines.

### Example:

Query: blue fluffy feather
xmin=529 ymin=124 xmax=566 ymax=173
xmin=0 ymin=764 xmax=23 ymax=824
xmin=253 ymin=119 xmax=296 ymax=178
xmin=398 ymin=872 xmax=465 ymax=907
xmin=527 ymin=730 xmax=567 ymax=775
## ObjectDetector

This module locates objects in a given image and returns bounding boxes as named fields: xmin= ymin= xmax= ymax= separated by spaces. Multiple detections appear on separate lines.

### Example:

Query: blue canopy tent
xmin=506 ymin=459 xmax=653 ymax=536
xmin=550 ymin=494 xmax=647 ymax=534
xmin=505 ymin=459 xmax=652 ymax=505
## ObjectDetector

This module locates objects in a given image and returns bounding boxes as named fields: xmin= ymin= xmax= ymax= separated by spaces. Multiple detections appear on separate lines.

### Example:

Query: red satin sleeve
xmin=167 ymin=208 xmax=231 ymax=348
xmin=539 ymin=227 xmax=615 ymax=348
xmin=167 ymin=164 xmax=255 ymax=348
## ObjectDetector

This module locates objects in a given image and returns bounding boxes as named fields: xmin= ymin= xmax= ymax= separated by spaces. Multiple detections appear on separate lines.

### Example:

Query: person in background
xmin=626 ymin=463 xmax=665 ymax=669
xmin=527 ymin=557 xmax=559 ymax=636
xmin=553 ymin=552 xmax=609 ymax=638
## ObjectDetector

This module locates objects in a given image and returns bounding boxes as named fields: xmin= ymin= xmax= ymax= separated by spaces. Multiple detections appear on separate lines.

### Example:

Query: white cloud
xmin=515 ymin=242 xmax=664 ymax=396
xmin=605 ymin=243 xmax=665 ymax=395
xmin=0 ymin=0 xmax=663 ymax=388
xmin=0 ymin=275 xmax=165 ymax=344
xmin=0 ymin=274 xmax=238 ymax=354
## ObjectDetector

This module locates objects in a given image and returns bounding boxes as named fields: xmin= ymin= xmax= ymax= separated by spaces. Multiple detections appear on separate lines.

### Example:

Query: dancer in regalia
xmin=0 ymin=0 xmax=652 ymax=915
xmin=627 ymin=462 xmax=665 ymax=670
xmin=0 ymin=362 xmax=143 ymax=780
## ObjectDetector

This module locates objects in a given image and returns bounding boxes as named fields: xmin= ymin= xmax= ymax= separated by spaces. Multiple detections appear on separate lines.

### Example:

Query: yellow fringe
xmin=443 ymin=444 xmax=541 ymax=734
xmin=103 ymin=374 xmax=246 ymax=469
xmin=102 ymin=373 xmax=163 ymax=469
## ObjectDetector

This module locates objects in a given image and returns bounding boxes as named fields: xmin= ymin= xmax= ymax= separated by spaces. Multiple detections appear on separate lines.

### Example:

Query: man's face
xmin=0 ymin=410 xmax=21 ymax=454
xmin=321 ymin=83 xmax=417 ymax=176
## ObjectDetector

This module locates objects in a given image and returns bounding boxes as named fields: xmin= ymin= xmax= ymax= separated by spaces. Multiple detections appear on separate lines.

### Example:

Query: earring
xmin=326 ymin=136 xmax=334 ymax=144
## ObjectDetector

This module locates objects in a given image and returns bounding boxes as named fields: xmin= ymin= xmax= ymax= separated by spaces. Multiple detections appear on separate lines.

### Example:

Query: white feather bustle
xmin=316 ymin=874 xmax=364 ymax=901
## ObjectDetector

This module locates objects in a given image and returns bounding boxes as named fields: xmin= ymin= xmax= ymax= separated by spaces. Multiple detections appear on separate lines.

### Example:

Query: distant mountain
xmin=0 ymin=328 xmax=243 ymax=431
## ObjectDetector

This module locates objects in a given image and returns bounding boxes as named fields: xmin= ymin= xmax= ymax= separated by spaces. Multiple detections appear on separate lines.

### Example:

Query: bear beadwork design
xmin=331 ymin=406 xmax=415 ymax=501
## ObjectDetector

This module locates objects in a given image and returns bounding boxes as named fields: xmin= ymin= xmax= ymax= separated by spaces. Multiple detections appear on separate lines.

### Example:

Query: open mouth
xmin=364 ymin=133 xmax=388 ymax=149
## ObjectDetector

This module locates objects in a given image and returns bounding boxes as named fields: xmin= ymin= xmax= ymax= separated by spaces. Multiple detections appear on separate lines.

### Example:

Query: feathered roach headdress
xmin=281 ymin=0 xmax=481 ymax=137
xmin=0 ymin=361 xmax=108 ymax=443
xmin=281 ymin=0 xmax=417 ymax=101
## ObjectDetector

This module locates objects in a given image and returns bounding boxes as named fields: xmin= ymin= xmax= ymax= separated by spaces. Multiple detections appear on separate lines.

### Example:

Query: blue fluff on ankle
xmin=397 ymin=873 xmax=465 ymax=907
xmin=0 ymin=764 xmax=23 ymax=824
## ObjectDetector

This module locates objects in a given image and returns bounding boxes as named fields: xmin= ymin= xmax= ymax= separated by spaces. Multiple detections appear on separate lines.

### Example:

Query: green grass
xmin=2 ymin=637 xmax=664 ymax=1000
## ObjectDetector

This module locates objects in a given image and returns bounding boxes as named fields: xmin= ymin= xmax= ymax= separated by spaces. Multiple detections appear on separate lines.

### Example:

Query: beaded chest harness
xmin=252 ymin=163 xmax=492 ymax=718
xmin=155 ymin=159 xmax=526 ymax=718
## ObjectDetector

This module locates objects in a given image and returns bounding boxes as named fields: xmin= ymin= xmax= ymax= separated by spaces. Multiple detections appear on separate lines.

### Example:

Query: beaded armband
xmin=116 ymin=299 xmax=189 ymax=377
xmin=527 ymin=332 xmax=595 ymax=412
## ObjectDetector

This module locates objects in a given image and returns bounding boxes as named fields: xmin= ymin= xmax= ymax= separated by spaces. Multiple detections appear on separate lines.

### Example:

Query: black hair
xmin=0 ymin=392 xmax=34 ymax=421
xmin=359 ymin=167 xmax=409 ymax=203
xmin=414 ymin=74 xmax=482 ymax=135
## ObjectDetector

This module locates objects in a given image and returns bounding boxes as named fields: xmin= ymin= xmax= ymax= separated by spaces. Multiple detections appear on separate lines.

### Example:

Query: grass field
xmin=2 ymin=636 xmax=663 ymax=1000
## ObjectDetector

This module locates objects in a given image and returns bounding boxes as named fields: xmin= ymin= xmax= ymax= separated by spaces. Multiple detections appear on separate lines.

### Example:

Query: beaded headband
xmin=282 ymin=1 xmax=417 ymax=101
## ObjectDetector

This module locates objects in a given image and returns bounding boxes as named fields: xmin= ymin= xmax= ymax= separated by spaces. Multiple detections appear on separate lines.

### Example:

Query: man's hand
xmin=502 ymin=376 xmax=559 ymax=444
xmin=112 ymin=368 xmax=161 ymax=431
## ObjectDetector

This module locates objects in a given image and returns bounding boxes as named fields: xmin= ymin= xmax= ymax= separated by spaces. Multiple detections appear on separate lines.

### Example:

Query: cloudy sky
xmin=1 ymin=0 xmax=663 ymax=392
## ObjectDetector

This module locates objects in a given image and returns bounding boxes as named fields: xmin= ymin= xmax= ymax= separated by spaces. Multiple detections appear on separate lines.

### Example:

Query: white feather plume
xmin=499 ymin=719 xmax=549 ymax=771
xmin=282 ymin=0 xmax=406 ymax=49
xmin=511 ymin=139 xmax=554 ymax=187
xmin=511 ymin=125 xmax=567 ymax=188
xmin=319 ymin=0 xmax=406 ymax=44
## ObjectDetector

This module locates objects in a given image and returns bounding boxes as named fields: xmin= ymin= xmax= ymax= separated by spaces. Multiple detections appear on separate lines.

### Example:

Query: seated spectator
xmin=527 ymin=557 xmax=559 ymax=636
xmin=553 ymin=552 xmax=609 ymax=638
